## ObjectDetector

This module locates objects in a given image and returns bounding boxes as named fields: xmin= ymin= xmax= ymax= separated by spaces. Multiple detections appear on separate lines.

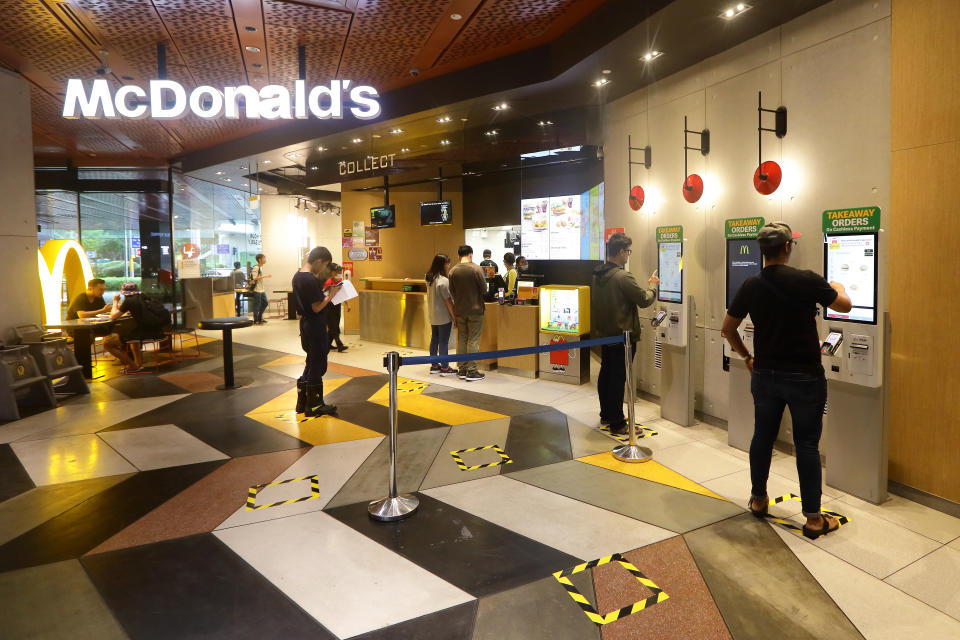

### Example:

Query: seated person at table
xmin=68 ymin=278 xmax=136 ymax=369
xmin=110 ymin=282 xmax=172 ymax=366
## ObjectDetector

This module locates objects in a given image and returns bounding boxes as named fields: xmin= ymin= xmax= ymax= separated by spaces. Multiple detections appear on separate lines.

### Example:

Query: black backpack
xmin=140 ymin=296 xmax=172 ymax=328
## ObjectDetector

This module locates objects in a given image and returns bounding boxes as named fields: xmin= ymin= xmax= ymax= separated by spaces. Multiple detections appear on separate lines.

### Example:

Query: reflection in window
xmin=36 ymin=191 xmax=79 ymax=246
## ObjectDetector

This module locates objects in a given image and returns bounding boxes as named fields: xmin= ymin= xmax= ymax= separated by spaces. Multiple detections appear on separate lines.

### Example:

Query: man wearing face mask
xmin=292 ymin=246 xmax=341 ymax=417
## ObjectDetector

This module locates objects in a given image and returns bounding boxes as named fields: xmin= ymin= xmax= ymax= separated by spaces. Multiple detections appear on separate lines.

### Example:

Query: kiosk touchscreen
xmin=824 ymin=233 xmax=878 ymax=324
xmin=657 ymin=242 xmax=683 ymax=304
xmin=726 ymin=238 xmax=762 ymax=308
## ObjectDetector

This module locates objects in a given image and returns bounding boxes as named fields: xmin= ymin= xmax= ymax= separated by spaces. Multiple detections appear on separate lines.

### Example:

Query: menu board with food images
xmin=520 ymin=197 xmax=550 ymax=260
xmin=548 ymin=195 xmax=581 ymax=259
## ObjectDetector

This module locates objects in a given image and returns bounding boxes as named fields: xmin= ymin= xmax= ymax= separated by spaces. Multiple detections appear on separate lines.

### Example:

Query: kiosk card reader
xmin=655 ymin=226 xmax=694 ymax=426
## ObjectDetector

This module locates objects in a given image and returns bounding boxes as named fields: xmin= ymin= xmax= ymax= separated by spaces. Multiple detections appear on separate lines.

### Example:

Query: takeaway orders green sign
xmin=822 ymin=207 xmax=881 ymax=234
xmin=725 ymin=217 xmax=764 ymax=239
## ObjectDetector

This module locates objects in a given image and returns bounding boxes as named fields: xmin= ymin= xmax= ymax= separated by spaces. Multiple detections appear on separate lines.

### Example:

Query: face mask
xmin=518 ymin=265 xmax=528 ymax=272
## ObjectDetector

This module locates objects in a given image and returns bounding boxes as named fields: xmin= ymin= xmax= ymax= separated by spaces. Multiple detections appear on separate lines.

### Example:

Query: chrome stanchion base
xmin=612 ymin=444 xmax=653 ymax=463
xmin=367 ymin=494 xmax=419 ymax=521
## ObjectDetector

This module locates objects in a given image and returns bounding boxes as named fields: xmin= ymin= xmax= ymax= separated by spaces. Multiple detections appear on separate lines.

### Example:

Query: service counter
xmin=357 ymin=278 xmax=451 ymax=351
xmin=496 ymin=304 xmax=540 ymax=378
xmin=183 ymin=277 xmax=235 ymax=329
xmin=477 ymin=302 xmax=499 ymax=371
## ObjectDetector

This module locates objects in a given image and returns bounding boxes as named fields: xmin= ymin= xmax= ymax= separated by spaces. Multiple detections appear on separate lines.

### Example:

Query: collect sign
xmin=339 ymin=154 xmax=397 ymax=177
xmin=725 ymin=217 xmax=764 ymax=239
xmin=822 ymin=207 xmax=880 ymax=234
xmin=655 ymin=225 xmax=682 ymax=243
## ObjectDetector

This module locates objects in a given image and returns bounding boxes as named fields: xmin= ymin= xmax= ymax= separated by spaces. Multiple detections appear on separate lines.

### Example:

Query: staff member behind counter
xmin=292 ymin=246 xmax=341 ymax=417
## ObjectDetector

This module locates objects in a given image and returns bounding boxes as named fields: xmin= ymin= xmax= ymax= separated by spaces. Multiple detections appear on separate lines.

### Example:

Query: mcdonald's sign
xmin=739 ymin=244 xmax=751 ymax=255
xmin=38 ymin=240 xmax=94 ymax=324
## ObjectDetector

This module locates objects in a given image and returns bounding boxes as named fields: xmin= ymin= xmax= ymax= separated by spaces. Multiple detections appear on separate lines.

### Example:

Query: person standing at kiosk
xmin=723 ymin=222 xmax=852 ymax=539
xmin=591 ymin=232 xmax=659 ymax=435
xmin=292 ymin=247 xmax=341 ymax=417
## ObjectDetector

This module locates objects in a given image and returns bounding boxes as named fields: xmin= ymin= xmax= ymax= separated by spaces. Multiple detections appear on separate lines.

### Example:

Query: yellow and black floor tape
xmin=599 ymin=424 xmax=658 ymax=444
xmin=449 ymin=444 xmax=513 ymax=471
xmin=763 ymin=493 xmax=850 ymax=533
xmin=553 ymin=553 xmax=669 ymax=626
xmin=246 ymin=475 xmax=321 ymax=511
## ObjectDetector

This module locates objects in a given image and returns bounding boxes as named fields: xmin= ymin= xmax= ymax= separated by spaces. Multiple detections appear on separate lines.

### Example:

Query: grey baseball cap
xmin=757 ymin=221 xmax=802 ymax=248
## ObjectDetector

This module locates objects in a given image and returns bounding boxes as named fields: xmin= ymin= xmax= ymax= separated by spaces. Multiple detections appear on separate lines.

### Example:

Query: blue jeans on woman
xmin=430 ymin=322 xmax=452 ymax=368
xmin=254 ymin=292 xmax=268 ymax=323
xmin=750 ymin=368 xmax=828 ymax=517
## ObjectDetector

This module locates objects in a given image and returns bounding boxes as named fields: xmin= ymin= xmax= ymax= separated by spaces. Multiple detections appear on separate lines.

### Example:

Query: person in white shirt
xmin=425 ymin=253 xmax=456 ymax=376
xmin=250 ymin=253 xmax=271 ymax=324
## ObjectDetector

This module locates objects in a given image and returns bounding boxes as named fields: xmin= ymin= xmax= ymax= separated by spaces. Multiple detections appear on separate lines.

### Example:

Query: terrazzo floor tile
xmin=419 ymin=418 xmax=512 ymax=491
xmin=166 ymin=413 xmax=311 ymax=458
xmin=0 ymin=460 xmax=226 ymax=572
xmin=0 ymin=559 xmax=127 ymax=640
xmin=158 ymin=371 xmax=228 ymax=392
xmin=836 ymin=492 xmax=960 ymax=544
xmin=507 ymin=461 xmax=743 ymax=533
xmin=88 ymin=448 xmax=310 ymax=555
xmin=327 ymin=361 xmax=384 ymax=377
xmin=325 ymin=427 xmax=450 ymax=509
xmin=425 ymin=475 xmax=674 ymax=560
xmin=593 ymin=536 xmax=731 ymax=640
xmin=504 ymin=409 xmax=573 ymax=472
xmin=215 ymin=510 xmax=473 ymax=639
xmin=884 ymin=545 xmax=960 ymax=619
xmin=566 ymin=417 xmax=621 ymax=458
xmin=702 ymin=468 xmax=810 ymax=517
xmin=626 ymin=417 xmax=701 ymax=451
xmin=683 ymin=513 xmax=865 ymax=640
xmin=770 ymin=450 xmax=845 ymax=498
xmin=648 ymin=440 xmax=748 ymax=483
xmin=369 ymin=392 xmax=508 ymax=425
xmin=351 ymin=601 xmax=478 ymax=640
xmin=0 ymin=474 xmax=133 ymax=545
xmin=250 ymin=410 xmax=384 ymax=445
xmin=0 ymin=443 xmax=34 ymax=502
xmin=84 ymin=533 xmax=333 ymax=639
xmin=216 ymin=437 xmax=382 ymax=529
xmin=334 ymin=400 xmax=451 ymax=434
xmin=174 ymin=352 xmax=253 ymax=373
xmin=324 ymin=374 xmax=390 ymax=404
xmin=103 ymin=373 xmax=191 ymax=398
xmin=11 ymin=434 xmax=137 ymax=486
xmin=950 ymin=536 xmax=960 ymax=551
xmin=774 ymin=527 xmax=960 ymax=640
xmin=244 ymin=378 xmax=352 ymax=416
xmin=97 ymin=424 xmax=229 ymax=471
xmin=422 ymin=386 xmax=548 ymax=416
xmin=326 ymin=493 xmax=582 ymax=598
xmin=471 ymin=573 xmax=602 ymax=640
xmin=577 ymin=453 xmax=728 ymax=501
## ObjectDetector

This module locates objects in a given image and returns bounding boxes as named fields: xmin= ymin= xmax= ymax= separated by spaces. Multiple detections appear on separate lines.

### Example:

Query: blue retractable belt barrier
xmin=391 ymin=334 xmax=626 ymax=367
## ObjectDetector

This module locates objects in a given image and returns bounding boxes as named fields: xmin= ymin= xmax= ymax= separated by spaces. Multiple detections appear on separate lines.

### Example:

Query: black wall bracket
xmin=683 ymin=116 xmax=709 ymax=190
xmin=757 ymin=91 xmax=787 ymax=179
xmin=627 ymin=134 xmax=651 ymax=189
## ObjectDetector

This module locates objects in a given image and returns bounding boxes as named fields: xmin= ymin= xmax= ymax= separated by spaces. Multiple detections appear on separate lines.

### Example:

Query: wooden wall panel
xmin=889 ymin=0 xmax=960 ymax=502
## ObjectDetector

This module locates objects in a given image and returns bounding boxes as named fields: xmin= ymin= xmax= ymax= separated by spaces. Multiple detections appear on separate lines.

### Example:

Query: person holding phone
xmin=590 ymin=232 xmax=659 ymax=435
xmin=292 ymin=247 xmax=341 ymax=417
xmin=323 ymin=263 xmax=349 ymax=352
xmin=723 ymin=222 xmax=852 ymax=540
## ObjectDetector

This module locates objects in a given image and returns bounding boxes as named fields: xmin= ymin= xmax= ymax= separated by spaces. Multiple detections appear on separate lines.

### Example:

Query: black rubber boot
xmin=303 ymin=384 xmax=337 ymax=417
xmin=295 ymin=381 xmax=306 ymax=414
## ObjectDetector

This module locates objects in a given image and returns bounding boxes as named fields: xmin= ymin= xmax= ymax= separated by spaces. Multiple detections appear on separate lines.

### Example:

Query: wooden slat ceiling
xmin=0 ymin=0 xmax=609 ymax=166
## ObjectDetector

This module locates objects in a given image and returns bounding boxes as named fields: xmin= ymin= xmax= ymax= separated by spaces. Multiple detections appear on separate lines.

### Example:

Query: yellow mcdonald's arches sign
xmin=38 ymin=240 xmax=94 ymax=324
xmin=740 ymin=244 xmax=751 ymax=255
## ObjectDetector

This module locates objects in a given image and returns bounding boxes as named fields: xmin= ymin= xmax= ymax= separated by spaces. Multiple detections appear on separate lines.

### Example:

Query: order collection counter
xmin=358 ymin=278 xmax=452 ymax=351
xmin=496 ymin=305 xmax=540 ymax=377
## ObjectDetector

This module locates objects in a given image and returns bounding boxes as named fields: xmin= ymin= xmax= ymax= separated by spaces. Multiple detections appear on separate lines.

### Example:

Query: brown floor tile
xmin=593 ymin=536 xmax=732 ymax=640
xmin=160 ymin=371 xmax=225 ymax=392
xmin=328 ymin=362 xmax=382 ymax=377
xmin=86 ymin=447 xmax=310 ymax=555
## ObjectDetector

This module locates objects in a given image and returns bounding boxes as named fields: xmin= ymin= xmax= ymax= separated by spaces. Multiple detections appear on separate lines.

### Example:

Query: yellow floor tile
xmin=576 ymin=453 xmax=728 ymax=502
xmin=261 ymin=354 xmax=306 ymax=368
xmin=369 ymin=393 xmax=506 ymax=426
xmin=246 ymin=378 xmax=351 ymax=415
xmin=366 ymin=378 xmax=428 ymax=402
xmin=249 ymin=410 xmax=382 ymax=445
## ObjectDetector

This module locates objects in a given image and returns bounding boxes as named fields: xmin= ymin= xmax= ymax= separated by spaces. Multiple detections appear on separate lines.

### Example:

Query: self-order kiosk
xmin=654 ymin=226 xmax=694 ymax=426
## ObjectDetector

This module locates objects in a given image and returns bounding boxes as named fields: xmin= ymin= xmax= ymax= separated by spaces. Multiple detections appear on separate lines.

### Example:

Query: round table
xmin=197 ymin=317 xmax=254 ymax=390
xmin=43 ymin=317 xmax=131 ymax=379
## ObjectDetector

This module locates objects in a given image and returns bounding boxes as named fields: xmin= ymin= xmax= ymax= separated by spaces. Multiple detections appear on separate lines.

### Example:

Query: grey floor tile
xmin=885 ymin=545 xmax=960 ymax=620
xmin=566 ymin=417 xmax=618 ymax=458
xmin=505 ymin=410 xmax=572 ymax=472
xmin=419 ymin=418 xmax=511 ymax=491
xmin=683 ymin=513 xmax=865 ymax=640
xmin=507 ymin=461 xmax=742 ymax=533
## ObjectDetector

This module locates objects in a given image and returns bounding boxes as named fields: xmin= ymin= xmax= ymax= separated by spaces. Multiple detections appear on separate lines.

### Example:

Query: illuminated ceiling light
xmin=291 ymin=152 xmax=302 ymax=158
xmin=263 ymin=159 xmax=271 ymax=164
xmin=400 ymin=147 xmax=410 ymax=152
xmin=493 ymin=103 xmax=509 ymax=111
xmin=440 ymin=139 xmax=451 ymax=145
xmin=215 ymin=170 xmax=224 ymax=175
xmin=241 ymin=183 xmax=248 ymax=187
xmin=436 ymin=115 xmax=452 ymax=123
xmin=352 ymin=138 xmax=362 ymax=143
xmin=450 ymin=12 xmax=462 ymax=20
xmin=602 ymin=69 xmax=612 ymax=75
xmin=390 ymin=128 xmax=404 ymax=134
xmin=225 ymin=178 xmax=232 ymax=182
xmin=310 ymin=165 xmax=318 ymax=170
xmin=720 ymin=3 xmax=751 ymax=19
xmin=245 ymin=45 xmax=261 ymax=53
xmin=641 ymin=50 xmax=663 ymax=62
xmin=485 ymin=130 xmax=498 ymax=136
xmin=593 ymin=78 xmax=609 ymax=87
xmin=317 ymin=146 xmax=326 ymax=151
xmin=537 ymin=120 xmax=554 ymax=126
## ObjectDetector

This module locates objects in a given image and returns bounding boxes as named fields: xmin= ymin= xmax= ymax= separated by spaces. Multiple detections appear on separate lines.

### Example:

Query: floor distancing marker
xmin=598 ymin=424 xmax=658 ymax=444
xmin=764 ymin=493 xmax=850 ymax=533
xmin=246 ymin=475 xmax=320 ymax=510
xmin=449 ymin=444 xmax=513 ymax=471
xmin=553 ymin=553 xmax=669 ymax=626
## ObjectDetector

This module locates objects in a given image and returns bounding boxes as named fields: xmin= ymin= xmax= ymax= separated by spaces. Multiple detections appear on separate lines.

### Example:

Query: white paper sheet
xmin=330 ymin=279 xmax=358 ymax=305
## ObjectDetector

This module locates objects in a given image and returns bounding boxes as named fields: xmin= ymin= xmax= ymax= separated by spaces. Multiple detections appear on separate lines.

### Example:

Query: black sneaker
xmin=464 ymin=371 xmax=485 ymax=382
xmin=458 ymin=371 xmax=468 ymax=380
xmin=439 ymin=366 xmax=457 ymax=376
xmin=608 ymin=422 xmax=628 ymax=435
xmin=430 ymin=364 xmax=441 ymax=374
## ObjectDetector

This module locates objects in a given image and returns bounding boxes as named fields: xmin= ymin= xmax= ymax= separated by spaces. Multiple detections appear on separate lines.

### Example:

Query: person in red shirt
xmin=323 ymin=263 xmax=349 ymax=352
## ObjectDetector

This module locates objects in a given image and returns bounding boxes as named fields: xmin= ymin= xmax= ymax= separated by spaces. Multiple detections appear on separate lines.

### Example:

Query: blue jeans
xmin=253 ymin=292 xmax=268 ymax=322
xmin=750 ymin=369 xmax=828 ymax=517
xmin=430 ymin=322 xmax=452 ymax=368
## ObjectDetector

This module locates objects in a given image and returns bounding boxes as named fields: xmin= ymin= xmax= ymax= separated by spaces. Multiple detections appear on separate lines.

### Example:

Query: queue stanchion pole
xmin=613 ymin=331 xmax=653 ymax=463
xmin=368 ymin=351 xmax=419 ymax=521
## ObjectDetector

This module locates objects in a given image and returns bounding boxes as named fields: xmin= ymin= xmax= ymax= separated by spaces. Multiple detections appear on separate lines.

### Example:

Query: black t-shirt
xmin=479 ymin=259 xmax=498 ymax=274
xmin=728 ymin=265 xmax=838 ymax=373
xmin=67 ymin=292 xmax=106 ymax=320
xmin=292 ymin=271 xmax=327 ymax=333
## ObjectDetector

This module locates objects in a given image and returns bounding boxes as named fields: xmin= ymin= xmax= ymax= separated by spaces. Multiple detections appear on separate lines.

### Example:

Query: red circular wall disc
xmin=629 ymin=185 xmax=645 ymax=210
xmin=682 ymin=174 xmax=704 ymax=203
xmin=754 ymin=161 xmax=782 ymax=195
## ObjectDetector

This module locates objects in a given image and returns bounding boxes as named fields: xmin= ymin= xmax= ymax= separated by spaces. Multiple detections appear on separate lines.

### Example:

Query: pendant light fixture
xmin=754 ymin=91 xmax=787 ymax=195
xmin=627 ymin=135 xmax=652 ymax=211
xmin=682 ymin=116 xmax=709 ymax=203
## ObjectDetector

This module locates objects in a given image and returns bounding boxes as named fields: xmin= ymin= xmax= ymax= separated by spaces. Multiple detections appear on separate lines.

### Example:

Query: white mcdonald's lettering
xmin=38 ymin=240 xmax=94 ymax=325
xmin=62 ymin=79 xmax=381 ymax=120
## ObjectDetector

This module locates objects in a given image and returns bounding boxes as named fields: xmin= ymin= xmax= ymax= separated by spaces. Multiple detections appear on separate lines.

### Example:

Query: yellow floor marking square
xmin=369 ymin=393 xmax=506 ymax=425
xmin=261 ymin=354 xmax=307 ymax=368
xmin=250 ymin=411 xmax=382 ymax=445
xmin=367 ymin=378 xmax=428 ymax=402
xmin=576 ymin=453 xmax=727 ymax=502
xmin=246 ymin=378 xmax=351 ymax=416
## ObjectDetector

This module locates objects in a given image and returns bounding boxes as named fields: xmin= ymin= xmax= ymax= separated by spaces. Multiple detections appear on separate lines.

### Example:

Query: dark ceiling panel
xmin=263 ymin=0 xmax=351 ymax=86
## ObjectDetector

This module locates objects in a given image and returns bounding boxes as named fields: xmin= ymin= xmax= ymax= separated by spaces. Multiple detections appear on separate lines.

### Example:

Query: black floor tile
xmin=0 ymin=460 xmax=226 ymax=572
xmin=504 ymin=410 xmax=573 ymax=472
xmin=325 ymin=493 xmax=581 ymax=598
xmin=174 ymin=414 xmax=309 ymax=458
xmin=424 ymin=387 xmax=548 ymax=417
xmin=0 ymin=444 xmax=35 ymax=503
xmin=351 ymin=600 xmax=477 ymax=640
xmin=104 ymin=374 xmax=191 ymax=398
xmin=334 ymin=401 xmax=450 ymax=435
xmin=324 ymin=374 xmax=389 ymax=405
xmin=82 ymin=533 xmax=334 ymax=640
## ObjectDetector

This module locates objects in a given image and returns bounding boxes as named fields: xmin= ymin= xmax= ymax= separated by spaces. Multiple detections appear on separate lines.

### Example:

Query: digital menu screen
xmin=520 ymin=182 xmax=604 ymax=260
xmin=370 ymin=205 xmax=395 ymax=229
xmin=824 ymin=233 xmax=878 ymax=324
xmin=658 ymin=241 xmax=683 ymax=303
xmin=726 ymin=238 xmax=762 ymax=308
xmin=420 ymin=200 xmax=452 ymax=226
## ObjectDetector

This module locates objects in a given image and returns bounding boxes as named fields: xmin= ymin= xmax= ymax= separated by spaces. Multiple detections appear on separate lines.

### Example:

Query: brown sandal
xmin=802 ymin=514 xmax=840 ymax=540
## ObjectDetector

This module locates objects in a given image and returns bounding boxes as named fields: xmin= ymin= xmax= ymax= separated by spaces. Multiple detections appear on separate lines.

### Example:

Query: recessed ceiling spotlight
xmin=310 ymin=166 xmax=318 ymax=170
xmin=593 ymin=78 xmax=610 ymax=87
xmin=720 ymin=3 xmax=751 ymax=19
xmin=352 ymin=138 xmax=362 ymax=143
xmin=372 ymin=134 xmax=381 ymax=138
xmin=437 ymin=116 xmax=452 ymax=123
xmin=263 ymin=160 xmax=271 ymax=164
xmin=493 ymin=103 xmax=509 ymax=111
xmin=216 ymin=171 xmax=224 ymax=175
xmin=251 ymin=63 xmax=262 ymax=69
xmin=244 ymin=26 xmax=257 ymax=32
xmin=641 ymin=50 xmax=663 ymax=62
xmin=401 ymin=147 xmax=410 ymax=152
xmin=450 ymin=13 xmax=462 ymax=20
xmin=290 ymin=152 xmax=302 ymax=158
xmin=225 ymin=178 xmax=232 ymax=182
xmin=317 ymin=146 xmax=326 ymax=151
xmin=245 ymin=45 xmax=261 ymax=53
xmin=241 ymin=183 xmax=248 ymax=187
xmin=440 ymin=139 xmax=451 ymax=145
xmin=390 ymin=128 xmax=404 ymax=134
xmin=537 ymin=120 xmax=555 ymax=126
xmin=602 ymin=69 xmax=612 ymax=75
xmin=485 ymin=130 xmax=498 ymax=136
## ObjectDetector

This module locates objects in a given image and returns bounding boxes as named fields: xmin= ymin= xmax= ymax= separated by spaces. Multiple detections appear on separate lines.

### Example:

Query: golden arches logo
xmin=740 ymin=245 xmax=751 ymax=255
xmin=38 ymin=240 xmax=94 ymax=324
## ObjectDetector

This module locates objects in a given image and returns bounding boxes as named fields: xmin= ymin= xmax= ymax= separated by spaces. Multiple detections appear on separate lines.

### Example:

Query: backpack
xmin=247 ymin=266 xmax=259 ymax=292
xmin=140 ymin=296 xmax=172 ymax=328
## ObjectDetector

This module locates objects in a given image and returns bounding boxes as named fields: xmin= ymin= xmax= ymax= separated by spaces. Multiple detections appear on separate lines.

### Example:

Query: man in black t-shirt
xmin=723 ymin=222 xmax=852 ymax=540
xmin=292 ymin=246 xmax=341 ymax=417
xmin=68 ymin=278 xmax=136 ymax=369
xmin=478 ymin=249 xmax=498 ymax=275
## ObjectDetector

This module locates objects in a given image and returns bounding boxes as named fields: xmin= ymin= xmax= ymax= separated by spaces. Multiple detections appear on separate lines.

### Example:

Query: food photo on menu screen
xmin=658 ymin=242 xmax=683 ymax=303
xmin=825 ymin=234 xmax=877 ymax=323
xmin=519 ymin=182 xmax=604 ymax=261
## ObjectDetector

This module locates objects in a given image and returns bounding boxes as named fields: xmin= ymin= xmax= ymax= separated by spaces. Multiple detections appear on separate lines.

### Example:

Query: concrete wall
xmin=602 ymin=0 xmax=891 ymax=420
xmin=0 ymin=70 xmax=42 ymax=342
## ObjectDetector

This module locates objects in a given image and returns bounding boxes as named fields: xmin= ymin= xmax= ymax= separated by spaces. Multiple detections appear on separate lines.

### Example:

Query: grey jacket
xmin=591 ymin=262 xmax=657 ymax=338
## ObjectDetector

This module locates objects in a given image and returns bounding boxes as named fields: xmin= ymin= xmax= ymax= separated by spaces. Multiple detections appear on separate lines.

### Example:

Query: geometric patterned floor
xmin=1 ymin=338 xmax=959 ymax=639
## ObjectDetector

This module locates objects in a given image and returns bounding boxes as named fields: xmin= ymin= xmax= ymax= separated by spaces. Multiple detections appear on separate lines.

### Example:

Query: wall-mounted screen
xmin=726 ymin=238 xmax=762 ymax=308
xmin=658 ymin=241 xmax=683 ymax=303
xmin=420 ymin=200 xmax=452 ymax=226
xmin=824 ymin=233 xmax=878 ymax=324
xmin=520 ymin=182 xmax=604 ymax=261
xmin=370 ymin=205 xmax=395 ymax=229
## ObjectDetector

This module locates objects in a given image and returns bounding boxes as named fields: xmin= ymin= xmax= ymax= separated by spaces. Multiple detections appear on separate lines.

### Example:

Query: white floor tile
xmin=10 ymin=434 xmax=137 ymax=486
xmin=650 ymin=440 xmax=748 ymax=483
xmin=425 ymin=475 xmax=674 ymax=560
xmin=97 ymin=424 xmax=228 ymax=471
xmin=769 ymin=450 xmax=844 ymax=499
xmin=949 ymin=537 xmax=960 ymax=552
xmin=702 ymin=469 xmax=808 ymax=518
xmin=773 ymin=527 xmax=960 ymax=640
xmin=836 ymin=493 xmax=960 ymax=544
xmin=885 ymin=545 xmax=960 ymax=621
xmin=215 ymin=510 xmax=474 ymax=639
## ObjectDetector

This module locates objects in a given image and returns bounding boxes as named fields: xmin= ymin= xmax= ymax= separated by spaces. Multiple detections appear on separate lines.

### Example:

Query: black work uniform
xmin=292 ymin=271 xmax=329 ymax=385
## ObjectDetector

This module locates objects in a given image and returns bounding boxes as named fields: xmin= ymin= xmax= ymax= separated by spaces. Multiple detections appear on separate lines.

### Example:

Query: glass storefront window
xmin=36 ymin=191 xmax=79 ymax=246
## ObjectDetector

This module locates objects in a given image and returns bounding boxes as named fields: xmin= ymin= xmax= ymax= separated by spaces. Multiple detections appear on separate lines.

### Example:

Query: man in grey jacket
xmin=591 ymin=232 xmax=659 ymax=434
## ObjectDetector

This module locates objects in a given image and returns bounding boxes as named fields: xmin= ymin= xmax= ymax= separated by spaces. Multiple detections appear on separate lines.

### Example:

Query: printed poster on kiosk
xmin=823 ymin=207 xmax=880 ymax=324
xmin=656 ymin=226 xmax=683 ymax=303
